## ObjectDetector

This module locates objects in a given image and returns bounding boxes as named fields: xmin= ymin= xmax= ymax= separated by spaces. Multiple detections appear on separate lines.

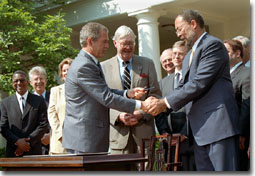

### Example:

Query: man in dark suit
xmin=0 ymin=70 xmax=48 ymax=157
xmin=155 ymin=41 xmax=196 ymax=171
xmin=62 ymin=22 xmax=146 ymax=154
xmin=224 ymin=39 xmax=250 ymax=171
xmin=142 ymin=10 xmax=240 ymax=171
xmin=29 ymin=66 xmax=50 ymax=155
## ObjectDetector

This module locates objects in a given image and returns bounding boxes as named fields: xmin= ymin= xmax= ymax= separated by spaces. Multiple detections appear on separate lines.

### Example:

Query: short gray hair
xmin=112 ymin=25 xmax=136 ymax=41
xmin=28 ymin=66 xmax=47 ymax=81
xmin=80 ymin=22 xmax=109 ymax=47
xmin=232 ymin=35 xmax=250 ymax=49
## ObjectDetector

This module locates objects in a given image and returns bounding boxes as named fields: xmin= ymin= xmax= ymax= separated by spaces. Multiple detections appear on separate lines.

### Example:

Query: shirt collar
xmin=84 ymin=50 xmax=99 ymax=64
xmin=230 ymin=61 xmax=243 ymax=74
xmin=117 ymin=56 xmax=133 ymax=67
xmin=174 ymin=69 xmax=182 ymax=75
xmin=33 ymin=90 xmax=46 ymax=99
xmin=16 ymin=90 xmax=28 ymax=101
xmin=192 ymin=32 xmax=207 ymax=51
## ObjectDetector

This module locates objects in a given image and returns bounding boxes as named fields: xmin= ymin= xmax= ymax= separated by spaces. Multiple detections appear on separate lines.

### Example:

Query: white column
xmin=129 ymin=9 xmax=165 ymax=81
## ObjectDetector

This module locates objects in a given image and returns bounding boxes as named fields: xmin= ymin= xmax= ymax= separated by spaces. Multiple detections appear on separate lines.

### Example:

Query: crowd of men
xmin=0 ymin=9 xmax=250 ymax=171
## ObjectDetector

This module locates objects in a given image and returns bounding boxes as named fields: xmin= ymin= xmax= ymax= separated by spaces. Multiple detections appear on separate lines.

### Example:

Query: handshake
xmin=127 ymin=87 xmax=167 ymax=116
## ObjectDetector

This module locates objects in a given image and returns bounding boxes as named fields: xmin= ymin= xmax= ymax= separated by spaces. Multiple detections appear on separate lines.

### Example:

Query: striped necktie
xmin=123 ymin=61 xmax=131 ymax=90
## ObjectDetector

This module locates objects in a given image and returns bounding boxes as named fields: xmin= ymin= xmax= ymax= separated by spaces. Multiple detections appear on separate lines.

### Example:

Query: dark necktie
xmin=123 ymin=61 xmax=131 ymax=90
xmin=174 ymin=72 xmax=180 ymax=89
xmin=97 ymin=62 xmax=104 ymax=79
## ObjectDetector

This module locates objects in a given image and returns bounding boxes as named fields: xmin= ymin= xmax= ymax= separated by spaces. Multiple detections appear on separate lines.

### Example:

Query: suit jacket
xmin=101 ymin=55 xmax=161 ymax=149
xmin=231 ymin=64 xmax=250 ymax=110
xmin=48 ymin=84 xmax=66 ymax=154
xmin=62 ymin=50 xmax=137 ymax=153
xmin=166 ymin=33 xmax=239 ymax=146
xmin=155 ymin=74 xmax=187 ymax=135
xmin=0 ymin=92 xmax=48 ymax=157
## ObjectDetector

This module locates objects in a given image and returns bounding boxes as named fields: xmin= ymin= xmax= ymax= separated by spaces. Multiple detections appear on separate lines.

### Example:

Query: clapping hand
xmin=141 ymin=96 xmax=167 ymax=116
xmin=127 ymin=87 xmax=147 ymax=100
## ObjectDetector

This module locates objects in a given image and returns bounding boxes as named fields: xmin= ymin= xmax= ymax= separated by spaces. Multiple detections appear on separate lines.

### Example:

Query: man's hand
xmin=41 ymin=133 xmax=50 ymax=146
xmin=127 ymin=87 xmax=147 ymax=100
xmin=239 ymin=136 xmax=246 ymax=150
xmin=141 ymin=96 xmax=167 ymax=116
xmin=14 ymin=148 xmax=24 ymax=156
xmin=248 ymin=146 xmax=250 ymax=158
xmin=15 ymin=138 xmax=30 ymax=155
xmin=118 ymin=113 xmax=139 ymax=126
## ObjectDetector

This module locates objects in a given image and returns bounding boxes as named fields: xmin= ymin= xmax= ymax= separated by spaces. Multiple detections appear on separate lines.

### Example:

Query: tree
xmin=0 ymin=0 xmax=78 ymax=94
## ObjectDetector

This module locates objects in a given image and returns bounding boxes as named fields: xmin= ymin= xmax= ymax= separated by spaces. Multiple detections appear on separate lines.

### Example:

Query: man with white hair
xmin=159 ymin=48 xmax=175 ymax=76
xmin=101 ymin=25 xmax=161 ymax=160
xmin=29 ymin=66 xmax=50 ymax=155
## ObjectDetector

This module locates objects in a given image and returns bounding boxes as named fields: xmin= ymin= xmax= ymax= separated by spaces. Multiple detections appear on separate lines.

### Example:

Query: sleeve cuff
xmin=164 ymin=97 xmax=171 ymax=109
xmin=124 ymin=90 xmax=128 ymax=98
xmin=135 ymin=100 xmax=141 ymax=110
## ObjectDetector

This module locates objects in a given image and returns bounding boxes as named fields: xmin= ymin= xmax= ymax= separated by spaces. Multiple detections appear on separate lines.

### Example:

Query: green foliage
xmin=0 ymin=0 xmax=78 ymax=95
xmin=0 ymin=147 xmax=5 ymax=170
xmin=0 ymin=147 xmax=5 ymax=158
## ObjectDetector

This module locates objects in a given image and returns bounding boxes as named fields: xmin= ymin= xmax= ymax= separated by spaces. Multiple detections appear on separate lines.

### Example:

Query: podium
xmin=0 ymin=153 xmax=147 ymax=171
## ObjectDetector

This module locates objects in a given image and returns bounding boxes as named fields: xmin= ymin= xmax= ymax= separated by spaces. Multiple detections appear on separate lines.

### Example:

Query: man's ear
xmin=113 ymin=40 xmax=117 ymax=48
xmin=87 ymin=37 xmax=93 ymax=46
xmin=191 ymin=20 xmax=197 ymax=30
xmin=236 ymin=49 xmax=241 ymax=58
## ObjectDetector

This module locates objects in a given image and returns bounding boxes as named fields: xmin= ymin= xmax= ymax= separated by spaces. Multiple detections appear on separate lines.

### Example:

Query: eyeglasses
xmin=118 ymin=41 xmax=135 ymax=47
xmin=13 ymin=79 xmax=26 ymax=83
xmin=175 ymin=23 xmax=188 ymax=35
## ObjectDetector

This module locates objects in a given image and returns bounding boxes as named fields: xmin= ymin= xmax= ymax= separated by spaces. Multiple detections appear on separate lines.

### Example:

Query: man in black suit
xmin=0 ymin=70 xmax=48 ymax=157
xmin=29 ymin=66 xmax=50 ymax=155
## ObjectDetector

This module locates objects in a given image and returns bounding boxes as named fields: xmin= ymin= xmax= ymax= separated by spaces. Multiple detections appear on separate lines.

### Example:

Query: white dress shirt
xmin=16 ymin=90 xmax=28 ymax=113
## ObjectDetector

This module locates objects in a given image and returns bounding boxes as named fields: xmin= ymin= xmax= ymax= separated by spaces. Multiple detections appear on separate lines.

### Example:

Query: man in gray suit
xmin=224 ymin=39 xmax=250 ymax=171
xmin=159 ymin=48 xmax=175 ymax=76
xmin=141 ymin=10 xmax=240 ymax=171
xmin=62 ymin=22 xmax=146 ymax=154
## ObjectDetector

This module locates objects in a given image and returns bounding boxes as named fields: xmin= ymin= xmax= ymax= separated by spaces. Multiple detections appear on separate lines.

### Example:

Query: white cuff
xmin=135 ymin=100 xmax=141 ymax=110
xmin=164 ymin=97 xmax=171 ymax=109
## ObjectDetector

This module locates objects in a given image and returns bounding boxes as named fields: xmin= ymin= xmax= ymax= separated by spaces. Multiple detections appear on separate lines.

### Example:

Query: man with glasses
xmin=0 ymin=70 xmax=48 ymax=157
xmin=101 ymin=25 xmax=161 ymax=163
xmin=141 ymin=9 xmax=240 ymax=171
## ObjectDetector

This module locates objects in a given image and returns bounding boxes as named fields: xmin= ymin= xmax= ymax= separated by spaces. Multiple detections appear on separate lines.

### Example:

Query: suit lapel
xmin=131 ymin=56 xmax=143 ymax=88
xmin=112 ymin=57 xmax=123 ymax=89
xmin=83 ymin=51 xmax=105 ymax=80
xmin=12 ymin=95 xmax=23 ymax=118
xmin=168 ymin=74 xmax=175 ymax=90
xmin=22 ymin=93 xmax=32 ymax=119
xmin=182 ymin=34 xmax=208 ymax=82
xmin=182 ymin=50 xmax=192 ymax=81
xmin=231 ymin=64 xmax=242 ymax=80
